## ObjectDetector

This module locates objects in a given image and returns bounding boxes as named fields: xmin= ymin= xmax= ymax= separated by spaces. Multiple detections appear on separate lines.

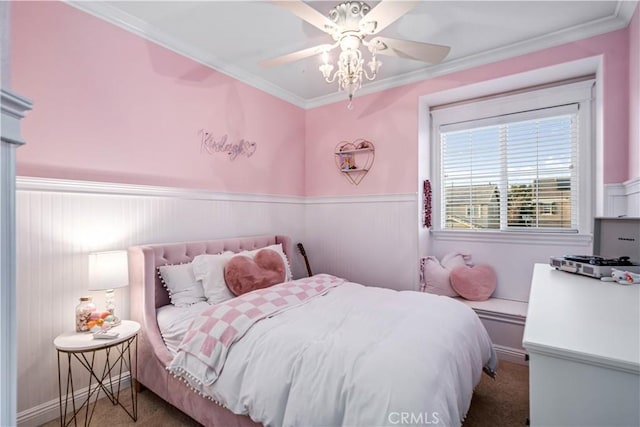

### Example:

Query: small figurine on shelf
xmin=355 ymin=140 xmax=372 ymax=150
xmin=340 ymin=153 xmax=356 ymax=170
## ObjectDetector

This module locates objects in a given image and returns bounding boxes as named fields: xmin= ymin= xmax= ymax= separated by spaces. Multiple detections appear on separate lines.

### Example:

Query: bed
xmin=128 ymin=235 xmax=496 ymax=427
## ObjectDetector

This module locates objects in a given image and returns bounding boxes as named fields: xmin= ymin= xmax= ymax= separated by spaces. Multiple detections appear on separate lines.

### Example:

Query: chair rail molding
xmin=604 ymin=178 xmax=640 ymax=217
xmin=1 ymin=88 xmax=33 ymax=427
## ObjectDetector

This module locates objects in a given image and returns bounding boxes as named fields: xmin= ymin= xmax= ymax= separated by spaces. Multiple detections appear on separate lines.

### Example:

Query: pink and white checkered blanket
xmin=168 ymin=274 xmax=344 ymax=386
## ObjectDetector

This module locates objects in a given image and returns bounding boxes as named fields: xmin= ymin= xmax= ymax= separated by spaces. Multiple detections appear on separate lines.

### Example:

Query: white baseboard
xmin=17 ymin=373 xmax=131 ymax=427
xmin=494 ymin=344 xmax=528 ymax=366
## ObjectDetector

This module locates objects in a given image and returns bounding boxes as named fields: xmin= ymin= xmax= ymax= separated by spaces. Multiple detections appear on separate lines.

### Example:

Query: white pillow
xmin=191 ymin=245 xmax=292 ymax=305
xmin=192 ymin=252 xmax=236 ymax=305
xmin=157 ymin=263 xmax=206 ymax=307
xmin=246 ymin=244 xmax=292 ymax=281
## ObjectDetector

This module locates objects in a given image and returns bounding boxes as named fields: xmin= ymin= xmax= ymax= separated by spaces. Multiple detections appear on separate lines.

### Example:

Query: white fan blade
xmin=259 ymin=44 xmax=335 ymax=68
xmin=272 ymin=1 xmax=337 ymax=34
xmin=359 ymin=0 xmax=419 ymax=35
xmin=370 ymin=36 xmax=450 ymax=64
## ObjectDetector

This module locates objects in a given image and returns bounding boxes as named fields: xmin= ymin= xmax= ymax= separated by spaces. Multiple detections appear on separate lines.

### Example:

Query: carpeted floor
xmin=42 ymin=360 xmax=529 ymax=426
xmin=463 ymin=360 xmax=529 ymax=426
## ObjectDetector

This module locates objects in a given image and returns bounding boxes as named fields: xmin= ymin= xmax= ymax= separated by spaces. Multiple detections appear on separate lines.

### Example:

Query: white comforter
xmin=171 ymin=280 xmax=496 ymax=427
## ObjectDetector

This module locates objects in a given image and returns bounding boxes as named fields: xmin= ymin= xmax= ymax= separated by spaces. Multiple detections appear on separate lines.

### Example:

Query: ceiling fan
xmin=260 ymin=0 xmax=451 ymax=106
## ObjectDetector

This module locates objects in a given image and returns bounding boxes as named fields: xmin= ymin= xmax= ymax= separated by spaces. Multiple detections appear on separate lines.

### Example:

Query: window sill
xmin=430 ymin=230 xmax=592 ymax=246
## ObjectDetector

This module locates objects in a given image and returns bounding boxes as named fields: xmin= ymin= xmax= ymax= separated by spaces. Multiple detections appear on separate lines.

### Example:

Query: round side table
xmin=54 ymin=320 xmax=140 ymax=426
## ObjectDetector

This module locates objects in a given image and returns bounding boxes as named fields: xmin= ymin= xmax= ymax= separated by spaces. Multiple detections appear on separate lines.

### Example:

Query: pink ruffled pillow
xmin=421 ymin=253 xmax=473 ymax=297
xmin=224 ymin=249 xmax=286 ymax=296
xmin=450 ymin=264 xmax=497 ymax=301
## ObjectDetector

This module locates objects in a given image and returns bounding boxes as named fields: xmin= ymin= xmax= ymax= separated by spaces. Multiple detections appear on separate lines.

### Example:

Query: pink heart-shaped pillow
xmin=450 ymin=264 xmax=497 ymax=301
xmin=224 ymin=249 xmax=285 ymax=296
xmin=421 ymin=253 xmax=473 ymax=296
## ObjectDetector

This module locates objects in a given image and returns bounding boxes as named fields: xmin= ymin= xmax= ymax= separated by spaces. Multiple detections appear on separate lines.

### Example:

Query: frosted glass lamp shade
xmin=88 ymin=250 xmax=128 ymax=291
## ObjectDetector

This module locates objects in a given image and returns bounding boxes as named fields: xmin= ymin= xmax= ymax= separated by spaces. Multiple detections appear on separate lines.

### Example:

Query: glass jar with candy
xmin=75 ymin=296 xmax=96 ymax=332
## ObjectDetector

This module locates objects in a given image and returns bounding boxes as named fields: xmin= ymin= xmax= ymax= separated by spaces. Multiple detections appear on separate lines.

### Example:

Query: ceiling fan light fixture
xmin=318 ymin=42 xmax=380 ymax=107
xmin=359 ymin=20 xmax=377 ymax=34
xmin=319 ymin=62 xmax=335 ymax=79
xmin=329 ymin=1 xmax=370 ymax=34
xmin=317 ymin=33 xmax=382 ymax=105
xmin=268 ymin=0 xmax=451 ymax=107
xmin=367 ymin=56 xmax=381 ymax=75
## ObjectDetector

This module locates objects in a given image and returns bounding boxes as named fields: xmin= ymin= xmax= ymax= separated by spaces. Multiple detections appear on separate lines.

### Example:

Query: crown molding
xmin=65 ymin=1 xmax=635 ymax=111
xmin=305 ymin=1 xmax=636 ymax=109
xmin=617 ymin=1 xmax=639 ymax=23
xmin=64 ymin=1 xmax=308 ymax=109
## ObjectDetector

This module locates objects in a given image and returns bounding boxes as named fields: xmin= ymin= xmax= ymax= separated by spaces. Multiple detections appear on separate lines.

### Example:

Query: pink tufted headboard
xmin=128 ymin=235 xmax=292 ymax=368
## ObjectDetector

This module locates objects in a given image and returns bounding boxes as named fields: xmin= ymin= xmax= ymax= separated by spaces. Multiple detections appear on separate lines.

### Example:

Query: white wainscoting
xmin=625 ymin=178 xmax=640 ymax=218
xmin=15 ymin=181 xmax=422 ymax=425
xmin=304 ymin=194 xmax=420 ymax=292
xmin=16 ymin=177 xmax=638 ymax=424
xmin=604 ymin=178 xmax=640 ymax=217
xmin=15 ymin=177 xmax=306 ymax=426
xmin=605 ymin=183 xmax=629 ymax=217
xmin=624 ymin=178 xmax=640 ymax=217
xmin=429 ymin=233 xmax=592 ymax=302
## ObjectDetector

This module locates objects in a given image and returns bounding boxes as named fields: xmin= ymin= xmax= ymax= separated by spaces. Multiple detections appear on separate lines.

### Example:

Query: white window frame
xmin=429 ymin=79 xmax=594 ymax=240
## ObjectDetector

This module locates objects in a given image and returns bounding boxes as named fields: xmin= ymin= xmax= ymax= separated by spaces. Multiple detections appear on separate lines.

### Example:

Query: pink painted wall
xmin=11 ymin=2 xmax=635 ymax=197
xmin=11 ymin=2 xmax=305 ymax=196
xmin=630 ymin=4 xmax=640 ymax=181
xmin=306 ymin=29 xmax=631 ymax=196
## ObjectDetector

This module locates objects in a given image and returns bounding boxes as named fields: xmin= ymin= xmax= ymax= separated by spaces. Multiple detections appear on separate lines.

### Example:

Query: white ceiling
xmin=69 ymin=1 xmax=637 ymax=108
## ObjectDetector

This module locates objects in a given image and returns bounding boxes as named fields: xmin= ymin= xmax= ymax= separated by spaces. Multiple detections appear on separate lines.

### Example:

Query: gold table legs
xmin=56 ymin=335 xmax=137 ymax=426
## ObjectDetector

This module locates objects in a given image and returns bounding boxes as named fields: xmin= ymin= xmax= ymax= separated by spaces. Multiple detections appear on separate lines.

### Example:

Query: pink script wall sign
xmin=199 ymin=130 xmax=258 ymax=161
xmin=11 ymin=1 xmax=305 ymax=196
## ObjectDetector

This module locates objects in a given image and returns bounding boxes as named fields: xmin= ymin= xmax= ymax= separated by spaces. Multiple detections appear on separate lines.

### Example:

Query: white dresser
xmin=523 ymin=264 xmax=640 ymax=427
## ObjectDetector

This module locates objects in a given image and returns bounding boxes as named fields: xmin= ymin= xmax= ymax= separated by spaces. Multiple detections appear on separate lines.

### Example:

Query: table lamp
xmin=88 ymin=250 xmax=128 ymax=326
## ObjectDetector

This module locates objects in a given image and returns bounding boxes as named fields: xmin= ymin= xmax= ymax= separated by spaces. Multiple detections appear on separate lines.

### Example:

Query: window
xmin=430 ymin=79 xmax=593 ymax=235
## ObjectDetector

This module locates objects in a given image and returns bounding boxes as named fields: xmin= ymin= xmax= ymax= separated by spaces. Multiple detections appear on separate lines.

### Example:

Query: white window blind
xmin=439 ymin=104 xmax=579 ymax=232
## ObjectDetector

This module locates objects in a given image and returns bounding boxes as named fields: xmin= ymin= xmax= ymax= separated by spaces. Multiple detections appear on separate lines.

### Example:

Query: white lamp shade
xmin=88 ymin=250 xmax=129 ymax=291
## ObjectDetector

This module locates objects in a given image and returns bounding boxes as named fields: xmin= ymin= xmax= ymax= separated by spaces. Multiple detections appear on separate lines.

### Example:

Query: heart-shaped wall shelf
xmin=334 ymin=139 xmax=375 ymax=185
